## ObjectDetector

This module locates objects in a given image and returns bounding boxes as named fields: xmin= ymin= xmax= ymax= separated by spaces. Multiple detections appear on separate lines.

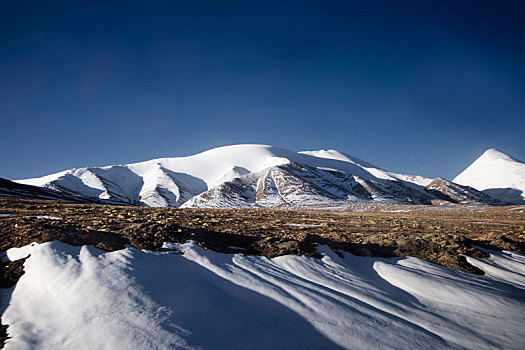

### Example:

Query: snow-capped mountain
xmin=453 ymin=148 xmax=525 ymax=204
xmin=15 ymin=144 xmax=501 ymax=208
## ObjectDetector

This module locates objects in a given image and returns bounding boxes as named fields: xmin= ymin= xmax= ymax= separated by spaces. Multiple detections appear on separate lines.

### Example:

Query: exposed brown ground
xmin=1 ymin=196 xmax=524 ymax=276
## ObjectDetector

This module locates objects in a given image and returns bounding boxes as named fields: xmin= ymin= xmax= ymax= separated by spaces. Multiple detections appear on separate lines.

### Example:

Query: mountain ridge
xmin=13 ymin=144 xmax=506 ymax=208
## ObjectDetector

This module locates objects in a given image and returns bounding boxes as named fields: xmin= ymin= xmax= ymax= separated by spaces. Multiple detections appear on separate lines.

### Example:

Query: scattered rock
xmin=1 ymin=196 xmax=524 ymax=274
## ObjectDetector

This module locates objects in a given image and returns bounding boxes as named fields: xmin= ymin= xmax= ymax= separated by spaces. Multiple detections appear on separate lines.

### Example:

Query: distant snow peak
xmin=13 ymin=144 xmax=510 ymax=208
xmin=453 ymin=148 xmax=525 ymax=204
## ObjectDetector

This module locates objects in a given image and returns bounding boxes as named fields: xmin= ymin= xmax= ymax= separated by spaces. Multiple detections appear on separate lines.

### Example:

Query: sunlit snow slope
xmin=16 ymin=144 xmax=501 ymax=208
xmin=454 ymin=148 xmax=525 ymax=204
xmin=2 ymin=241 xmax=524 ymax=349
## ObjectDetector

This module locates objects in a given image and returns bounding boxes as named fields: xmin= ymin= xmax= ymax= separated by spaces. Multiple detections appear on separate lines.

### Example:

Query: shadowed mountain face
xmin=0 ymin=177 xmax=120 ymax=205
xmin=482 ymin=188 xmax=525 ymax=205
xmin=12 ymin=145 xmax=504 ymax=208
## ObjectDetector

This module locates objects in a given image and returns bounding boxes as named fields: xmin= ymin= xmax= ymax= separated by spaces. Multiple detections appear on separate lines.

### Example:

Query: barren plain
xmin=1 ymin=196 xmax=524 ymax=276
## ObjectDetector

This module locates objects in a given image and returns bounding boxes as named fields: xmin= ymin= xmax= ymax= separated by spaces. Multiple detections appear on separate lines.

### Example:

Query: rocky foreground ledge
xmin=1 ymin=196 xmax=524 ymax=275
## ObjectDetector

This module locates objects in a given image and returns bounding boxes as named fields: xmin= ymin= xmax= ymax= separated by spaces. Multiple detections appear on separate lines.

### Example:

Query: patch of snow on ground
xmin=24 ymin=215 xmax=62 ymax=220
xmin=285 ymin=223 xmax=327 ymax=227
xmin=2 ymin=241 xmax=525 ymax=349
xmin=509 ymin=206 xmax=525 ymax=211
xmin=0 ymin=214 xmax=62 ymax=220
xmin=227 ymin=246 xmax=247 ymax=250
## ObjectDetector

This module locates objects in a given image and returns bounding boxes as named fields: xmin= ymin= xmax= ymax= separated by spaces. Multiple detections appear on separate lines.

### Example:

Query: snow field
xmin=2 ymin=241 xmax=525 ymax=349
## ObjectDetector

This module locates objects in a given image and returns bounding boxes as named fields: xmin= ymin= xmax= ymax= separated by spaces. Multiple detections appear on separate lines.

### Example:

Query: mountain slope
xmin=15 ymin=144 xmax=501 ymax=208
xmin=453 ymin=149 xmax=525 ymax=204
xmin=0 ymin=177 xmax=119 ymax=204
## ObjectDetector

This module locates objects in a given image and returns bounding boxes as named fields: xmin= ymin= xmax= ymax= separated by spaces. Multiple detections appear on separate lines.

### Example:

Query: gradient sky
xmin=1 ymin=0 xmax=524 ymax=180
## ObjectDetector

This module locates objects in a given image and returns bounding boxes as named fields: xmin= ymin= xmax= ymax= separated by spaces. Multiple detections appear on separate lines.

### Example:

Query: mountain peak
xmin=479 ymin=148 xmax=515 ymax=162
xmin=453 ymin=148 xmax=525 ymax=204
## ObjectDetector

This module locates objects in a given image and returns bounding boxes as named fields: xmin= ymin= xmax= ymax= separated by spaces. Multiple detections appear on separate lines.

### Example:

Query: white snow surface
xmin=285 ymin=223 xmax=327 ymax=227
xmin=453 ymin=148 xmax=525 ymax=204
xmin=23 ymin=215 xmax=62 ymax=220
xmin=298 ymin=149 xmax=374 ymax=167
xmin=2 ymin=241 xmax=525 ymax=349
xmin=299 ymin=150 xmax=433 ymax=187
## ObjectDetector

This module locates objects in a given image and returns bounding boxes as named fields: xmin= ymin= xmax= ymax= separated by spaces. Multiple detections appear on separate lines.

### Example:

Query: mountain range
xmin=8 ymin=144 xmax=523 ymax=208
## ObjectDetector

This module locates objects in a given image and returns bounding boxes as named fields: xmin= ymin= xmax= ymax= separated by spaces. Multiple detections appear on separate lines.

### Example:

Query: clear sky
xmin=1 ymin=0 xmax=524 ymax=180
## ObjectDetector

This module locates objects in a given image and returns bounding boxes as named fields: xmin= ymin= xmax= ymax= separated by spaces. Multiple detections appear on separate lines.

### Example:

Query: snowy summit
xmin=453 ymin=148 xmax=525 ymax=204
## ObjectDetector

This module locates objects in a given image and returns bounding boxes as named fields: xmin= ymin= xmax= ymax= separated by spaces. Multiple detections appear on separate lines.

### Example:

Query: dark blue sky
xmin=1 ymin=0 xmax=524 ymax=180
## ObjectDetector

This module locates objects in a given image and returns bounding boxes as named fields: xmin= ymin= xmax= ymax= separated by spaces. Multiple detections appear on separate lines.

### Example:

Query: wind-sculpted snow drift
xmin=16 ymin=144 xmax=503 ymax=208
xmin=2 ymin=241 xmax=524 ymax=349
